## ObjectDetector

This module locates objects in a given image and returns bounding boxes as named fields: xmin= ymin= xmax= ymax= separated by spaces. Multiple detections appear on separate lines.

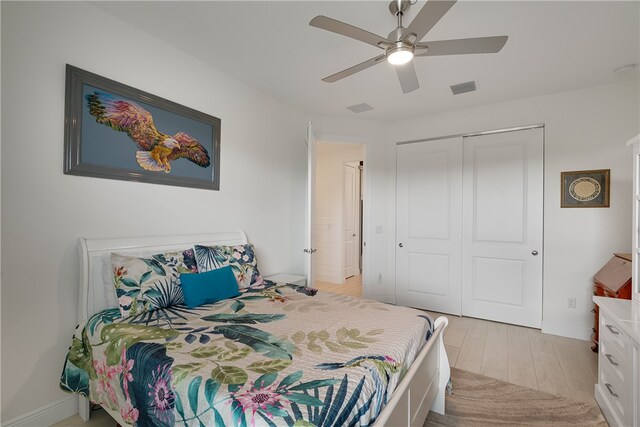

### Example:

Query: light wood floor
xmin=427 ymin=311 xmax=598 ymax=405
xmin=54 ymin=274 xmax=598 ymax=425
xmin=314 ymin=274 xmax=363 ymax=297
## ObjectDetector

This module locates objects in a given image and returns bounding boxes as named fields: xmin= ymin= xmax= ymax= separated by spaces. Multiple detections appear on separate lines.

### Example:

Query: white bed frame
xmin=77 ymin=231 xmax=449 ymax=426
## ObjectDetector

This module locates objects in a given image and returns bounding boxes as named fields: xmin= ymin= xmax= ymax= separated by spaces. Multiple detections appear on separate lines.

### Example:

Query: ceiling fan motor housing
xmin=389 ymin=0 xmax=411 ymax=16
xmin=388 ymin=27 xmax=405 ymax=43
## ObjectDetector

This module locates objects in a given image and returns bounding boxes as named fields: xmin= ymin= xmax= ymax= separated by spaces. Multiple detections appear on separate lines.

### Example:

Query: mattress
xmin=60 ymin=282 xmax=434 ymax=426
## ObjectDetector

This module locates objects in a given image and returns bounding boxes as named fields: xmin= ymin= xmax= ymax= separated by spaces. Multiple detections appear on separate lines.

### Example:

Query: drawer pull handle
xmin=605 ymin=353 xmax=619 ymax=366
xmin=606 ymin=324 xmax=620 ymax=335
xmin=604 ymin=383 xmax=619 ymax=398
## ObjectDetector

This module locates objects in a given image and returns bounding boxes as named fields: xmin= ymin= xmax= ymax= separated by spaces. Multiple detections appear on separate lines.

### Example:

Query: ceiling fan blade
xmin=310 ymin=15 xmax=390 ymax=48
xmin=322 ymin=54 xmax=387 ymax=83
xmin=415 ymin=36 xmax=508 ymax=56
xmin=404 ymin=0 xmax=457 ymax=42
xmin=395 ymin=61 xmax=420 ymax=94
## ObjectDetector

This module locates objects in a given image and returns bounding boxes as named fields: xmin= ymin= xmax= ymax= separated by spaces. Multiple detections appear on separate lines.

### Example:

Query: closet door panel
xmin=473 ymin=144 xmax=526 ymax=243
xmin=396 ymin=137 xmax=463 ymax=315
xmin=462 ymin=127 xmax=544 ymax=328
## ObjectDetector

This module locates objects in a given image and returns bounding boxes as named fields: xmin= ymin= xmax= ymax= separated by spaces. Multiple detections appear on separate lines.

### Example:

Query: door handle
xmin=605 ymin=324 xmax=619 ymax=335
xmin=604 ymin=383 xmax=619 ymax=398
xmin=303 ymin=248 xmax=317 ymax=254
xmin=605 ymin=353 xmax=618 ymax=366
xmin=531 ymin=250 xmax=539 ymax=256
xmin=398 ymin=243 xmax=404 ymax=248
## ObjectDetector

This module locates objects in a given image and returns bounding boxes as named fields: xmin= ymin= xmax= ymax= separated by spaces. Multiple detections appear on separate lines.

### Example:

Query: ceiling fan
xmin=309 ymin=0 xmax=508 ymax=94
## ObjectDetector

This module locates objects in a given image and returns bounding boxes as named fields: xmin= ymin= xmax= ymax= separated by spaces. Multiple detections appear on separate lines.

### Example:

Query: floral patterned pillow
xmin=194 ymin=244 xmax=264 ymax=288
xmin=111 ymin=249 xmax=198 ymax=318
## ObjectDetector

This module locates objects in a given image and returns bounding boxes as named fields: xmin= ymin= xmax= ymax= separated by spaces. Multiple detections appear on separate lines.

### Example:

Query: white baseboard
xmin=2 ymin=396 xmax=78 ymax=427
xmin=541 ymin=320 xmax=592 ymax=341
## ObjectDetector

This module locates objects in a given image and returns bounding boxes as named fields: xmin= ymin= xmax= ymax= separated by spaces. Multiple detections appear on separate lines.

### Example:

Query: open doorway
xmin=313 ymin=142 xmax=364 ymax=294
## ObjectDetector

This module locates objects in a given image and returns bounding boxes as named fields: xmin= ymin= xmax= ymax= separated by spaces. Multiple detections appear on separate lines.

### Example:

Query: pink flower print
xmin=233 ymin=251 xmax=243 ymax=260
xmin=151 ymin=377 xmax=172 ymax=410
xmin=118 ymin=346 xmax=135 ymax=400
xmin=231 ymin=380 xmax=283 ymax=424
xmin=242 ymin=255 xmax=249 ymax=262
xmin=93 ymin=357 xmax=118 ymax=405
xmin=120 ymin=401 xmax=139 ymax=424
xmin=147 ymin=363 xmax=174 ymax=423
xmin=384 ymin=356 xmax=397 ymax=363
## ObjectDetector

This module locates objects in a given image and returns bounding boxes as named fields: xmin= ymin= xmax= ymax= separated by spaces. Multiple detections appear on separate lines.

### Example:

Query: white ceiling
xmin=93 ymin=1 xmax=639 ymax=121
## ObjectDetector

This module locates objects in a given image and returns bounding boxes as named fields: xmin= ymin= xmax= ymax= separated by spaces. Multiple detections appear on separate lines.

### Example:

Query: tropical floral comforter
xmin=60 ymin=282 xmax=434 ymax=426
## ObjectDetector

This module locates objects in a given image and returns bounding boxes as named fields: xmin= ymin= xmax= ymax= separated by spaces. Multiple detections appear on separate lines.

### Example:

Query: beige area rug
xmin=425 ymin=368 xmax=607 ymax=426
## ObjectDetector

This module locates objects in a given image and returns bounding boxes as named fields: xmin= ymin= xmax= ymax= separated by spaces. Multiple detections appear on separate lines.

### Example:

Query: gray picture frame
xmin=561 ymin=169 xmax=610 ymax=208
xmin=64 ymin=64 xmax=221 ymax=190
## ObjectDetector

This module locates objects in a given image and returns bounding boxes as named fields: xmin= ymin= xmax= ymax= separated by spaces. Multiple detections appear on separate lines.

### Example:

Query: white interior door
xmin=355 ymin=163 xmax=362 ymax=275
xmin=396 ymin=137 xmax=463 ymax=315
xmin=343 ymin=163 xmax=359 ymax=279
xmin=305 ymin=122 xmax=316 ymax=286
xmin=461 ymin=127 xmax=543 ymax=328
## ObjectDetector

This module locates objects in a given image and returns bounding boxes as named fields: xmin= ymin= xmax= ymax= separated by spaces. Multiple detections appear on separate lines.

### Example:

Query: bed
xmin=60 ymin=231 xmax=449 ymax=426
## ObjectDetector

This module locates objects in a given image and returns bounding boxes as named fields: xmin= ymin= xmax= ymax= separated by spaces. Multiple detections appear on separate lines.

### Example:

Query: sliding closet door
xmin=396 ymin=137 xmax=463 ymax=315
xmin=461 ymin=127 xmax=543 ymax=328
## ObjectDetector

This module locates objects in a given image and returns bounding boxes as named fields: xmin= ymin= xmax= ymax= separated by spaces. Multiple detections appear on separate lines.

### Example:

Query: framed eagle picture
xmin=64 ymin=64 xmax=220 ymax=190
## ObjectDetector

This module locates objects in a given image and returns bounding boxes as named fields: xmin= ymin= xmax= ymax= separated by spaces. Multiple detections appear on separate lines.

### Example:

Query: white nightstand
xmin=264 ymin=273 xmax=307 ymax=286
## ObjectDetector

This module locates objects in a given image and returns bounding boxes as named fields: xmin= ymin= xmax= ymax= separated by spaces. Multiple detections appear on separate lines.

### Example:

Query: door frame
xmin=310 ymin=134 xmax=370 ymax=289
xmin=305 ymin=122 xmax=316 ymax=287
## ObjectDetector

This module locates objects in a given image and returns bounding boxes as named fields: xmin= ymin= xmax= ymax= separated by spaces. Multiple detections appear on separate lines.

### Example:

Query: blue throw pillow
xmin=179 ymin=266 xmax=240 ymax=308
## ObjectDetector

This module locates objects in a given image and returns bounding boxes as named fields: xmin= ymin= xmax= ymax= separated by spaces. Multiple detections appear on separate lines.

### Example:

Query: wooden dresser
xmin=592 ymin=253 xmax=632 ymax=352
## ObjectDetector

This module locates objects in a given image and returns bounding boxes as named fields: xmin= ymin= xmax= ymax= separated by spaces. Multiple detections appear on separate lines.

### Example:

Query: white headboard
xmin=78 ymin=231 xmax=248 ymax=322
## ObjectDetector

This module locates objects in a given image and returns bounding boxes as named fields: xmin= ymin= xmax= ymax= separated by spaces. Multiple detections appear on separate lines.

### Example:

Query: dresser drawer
xmin=599 ymin=364 xmax=629 ymax=425
xmin=600 ymin=340 xmax=627 ymax=386
xmin=600 ymin=312 xmax=629 ymax=355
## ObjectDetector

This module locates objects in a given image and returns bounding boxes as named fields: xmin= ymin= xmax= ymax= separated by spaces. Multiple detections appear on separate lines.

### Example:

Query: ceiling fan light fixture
xmin=387 ymin=43 xmax=414 ymax=65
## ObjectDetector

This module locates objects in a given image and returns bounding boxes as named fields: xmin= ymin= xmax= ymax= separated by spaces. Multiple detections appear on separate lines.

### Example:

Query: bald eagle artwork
xmin=86 ymin=91 xmax=211 ymax=173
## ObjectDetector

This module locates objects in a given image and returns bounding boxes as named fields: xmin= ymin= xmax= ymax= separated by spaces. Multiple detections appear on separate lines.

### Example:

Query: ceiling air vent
xmin=347 ymin=103 xmax=374 ymax=113
xmin=450 ymin=81 xmax=477 ymax=95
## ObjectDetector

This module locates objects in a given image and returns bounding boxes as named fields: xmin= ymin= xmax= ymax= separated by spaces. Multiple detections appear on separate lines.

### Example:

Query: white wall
xmin=0 ymin=2 xmax=306 ymax=423
xmin=314 ymin=143 xmax=364 ymax=284
xmin=387 ymin=78 xmax=640 ymax=339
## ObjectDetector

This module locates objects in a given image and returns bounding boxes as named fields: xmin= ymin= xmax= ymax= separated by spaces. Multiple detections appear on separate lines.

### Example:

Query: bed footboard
xmin=372 ymin=316 xmax=450 ymax=426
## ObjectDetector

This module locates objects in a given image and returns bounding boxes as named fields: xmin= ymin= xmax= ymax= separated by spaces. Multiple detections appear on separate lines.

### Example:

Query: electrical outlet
xmin=568 ymin=298 xmax=576 ymax=309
